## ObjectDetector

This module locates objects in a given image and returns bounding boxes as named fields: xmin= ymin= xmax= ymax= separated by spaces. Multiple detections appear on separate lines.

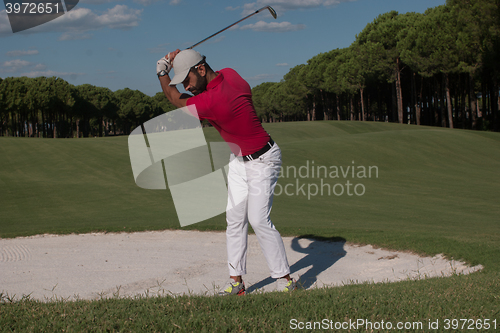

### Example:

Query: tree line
xmin=2 ymin=0 xmax=499 ymax=137
xmin=0 ymin=76 xmax=176 ymax=138
xmin=252 ymin=0 xmax=500 ymax=131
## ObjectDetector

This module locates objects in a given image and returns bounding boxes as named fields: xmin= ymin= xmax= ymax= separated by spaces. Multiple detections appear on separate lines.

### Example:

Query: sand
xmin=0 ymin=230 xmax=483 ymax=301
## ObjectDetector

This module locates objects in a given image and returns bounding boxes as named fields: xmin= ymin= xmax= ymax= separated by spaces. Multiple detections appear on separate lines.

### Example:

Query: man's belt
xmin=243 ymin=138 xmax=275 ymax=162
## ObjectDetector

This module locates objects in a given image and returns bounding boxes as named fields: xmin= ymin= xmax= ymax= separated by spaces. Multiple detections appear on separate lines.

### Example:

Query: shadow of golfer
xmin=247 ymin=235 xmax=346 ymax=293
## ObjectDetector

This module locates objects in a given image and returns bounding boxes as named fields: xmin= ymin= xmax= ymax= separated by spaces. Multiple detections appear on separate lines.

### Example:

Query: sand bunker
xmin=0 ymin=230 xmax=483 ymax=301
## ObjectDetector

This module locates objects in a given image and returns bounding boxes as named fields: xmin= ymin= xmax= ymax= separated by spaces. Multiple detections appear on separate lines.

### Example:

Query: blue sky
xmin=1 ymin=0 xmax=446 ymax=96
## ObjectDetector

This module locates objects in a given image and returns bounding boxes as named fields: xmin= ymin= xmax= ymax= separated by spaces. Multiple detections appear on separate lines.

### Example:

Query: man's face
xmin=182 ymin=65 xmax=207 ymax=96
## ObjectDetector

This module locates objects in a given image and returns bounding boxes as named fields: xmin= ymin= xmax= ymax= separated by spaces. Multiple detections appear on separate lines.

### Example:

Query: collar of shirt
xmin=207 ymin=71 xmax=224 ymax=90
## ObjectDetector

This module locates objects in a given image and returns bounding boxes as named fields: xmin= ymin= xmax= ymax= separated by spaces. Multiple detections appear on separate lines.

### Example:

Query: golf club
xmin=187 ymin=6 xmax=277 ymax=49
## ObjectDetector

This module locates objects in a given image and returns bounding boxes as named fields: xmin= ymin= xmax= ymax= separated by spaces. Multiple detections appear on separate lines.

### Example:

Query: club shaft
xmin=188 ymin=6 xmax=275 ymax=49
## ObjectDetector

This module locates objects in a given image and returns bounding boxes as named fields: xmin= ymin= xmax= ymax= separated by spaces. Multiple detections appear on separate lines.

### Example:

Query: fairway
xmin=1 ymin=121 xmax=499 ymax=268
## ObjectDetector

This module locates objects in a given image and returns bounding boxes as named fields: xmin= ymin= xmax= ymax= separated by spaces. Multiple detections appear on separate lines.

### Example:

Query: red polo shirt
xmin=186 ymin=68 xmax=270 ymax=156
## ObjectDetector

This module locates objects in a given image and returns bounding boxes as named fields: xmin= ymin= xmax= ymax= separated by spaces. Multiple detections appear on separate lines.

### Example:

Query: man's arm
xmin=158 ymin=74 xmax=191 ymax=109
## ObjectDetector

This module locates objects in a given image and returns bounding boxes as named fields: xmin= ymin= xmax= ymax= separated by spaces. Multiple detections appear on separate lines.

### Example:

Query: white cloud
xmin=6 ymin=49 xmax=39 ymax=57
xmin=206 ymin=35 xmax=225 ymax=45
xmin=170 ymin=0 xmax=181 ymax=4
xmin=79 ymin=0 xmax=121 ymax=4
xmin=93 ymin=5 xmax=142 ymax=29
xmin=242 ymin=0 xmax=357 ymax=15
xmin=239 ymin=21 xmax=305 ymax=32
xmin=148 ymin=43 xmax=170 ymax=54
xmin=20 ymin=70 xmax=85 ymax=80
xmin=54 ymin=5 xmax=142 ymax=31
xmin=0 ymin=6 xmax=142 ymax=37
xmin=1 ymin=59 xmax=46 ymax=73
xmin=276 ymin=63 xmax=289 ymax=66
xmin=245 ymin=73 xmax=275 ymax=81
xmin=81 ymin=0 xmax=162 ymax=7
xmin=134 ymin=0 xmax=160 ymax=5
xmin=58 ymin=32 xmax=93 ymax=40
xmin=1 ymin=59 xmax=30 ymax=72
xmin=226 ymin=6 xmax=240 ymax=11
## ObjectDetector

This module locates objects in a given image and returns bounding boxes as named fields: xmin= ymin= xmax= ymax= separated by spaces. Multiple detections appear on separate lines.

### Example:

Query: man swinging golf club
xmin=156 ymin=49 xmax=297 ymax=295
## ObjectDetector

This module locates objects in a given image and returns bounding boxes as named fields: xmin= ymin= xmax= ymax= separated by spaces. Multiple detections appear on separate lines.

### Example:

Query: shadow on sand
xmin=247 ymin=235 xmax=346 ymax=293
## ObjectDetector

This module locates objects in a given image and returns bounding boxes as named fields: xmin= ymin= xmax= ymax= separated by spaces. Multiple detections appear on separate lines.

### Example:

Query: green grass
xmin=1 ymin=121 xmax=499 ymax=332
xmin=1 ymin=274 xmax=499 ymax=332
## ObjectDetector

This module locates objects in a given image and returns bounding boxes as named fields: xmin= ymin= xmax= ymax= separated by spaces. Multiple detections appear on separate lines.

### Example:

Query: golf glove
xmin=156 ymin=55 xmax=172 ymax=76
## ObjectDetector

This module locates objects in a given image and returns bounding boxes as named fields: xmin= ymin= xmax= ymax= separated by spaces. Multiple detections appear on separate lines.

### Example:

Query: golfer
xmin=156 ymin=49 xmax=296 ymax=295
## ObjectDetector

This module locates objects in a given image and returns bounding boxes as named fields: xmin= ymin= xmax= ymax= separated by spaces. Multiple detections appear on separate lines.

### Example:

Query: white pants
xmin=225 ymin=142 xmax=290 ymax=279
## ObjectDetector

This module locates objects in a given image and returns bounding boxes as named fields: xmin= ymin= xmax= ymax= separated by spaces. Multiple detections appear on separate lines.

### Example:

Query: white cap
xmin=169 ymin=49 xmax=204 ymax=86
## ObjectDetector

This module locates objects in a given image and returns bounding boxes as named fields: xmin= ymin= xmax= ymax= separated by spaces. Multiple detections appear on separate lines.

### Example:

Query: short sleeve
xmin=187 ymin=93 xmax=213 ymax=120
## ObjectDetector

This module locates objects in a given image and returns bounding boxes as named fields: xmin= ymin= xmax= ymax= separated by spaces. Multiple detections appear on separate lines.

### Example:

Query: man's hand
xmin=156 ymin=49 xmax=181 ymax=75
xmin=156 ymin=56 xmax=172 ymax=75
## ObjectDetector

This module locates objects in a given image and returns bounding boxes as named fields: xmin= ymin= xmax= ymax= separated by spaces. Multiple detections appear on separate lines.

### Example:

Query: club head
xmin=267 ymin=6 xmax=277 ymax=19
